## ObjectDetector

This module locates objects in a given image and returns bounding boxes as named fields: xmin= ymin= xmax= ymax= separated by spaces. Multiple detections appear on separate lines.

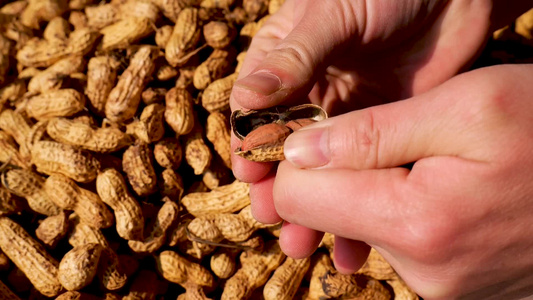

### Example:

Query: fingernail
xmin=284 ymin=126 xmax=330 ymax=168
xmin=234 ymin=71 xmax=281 ymax=95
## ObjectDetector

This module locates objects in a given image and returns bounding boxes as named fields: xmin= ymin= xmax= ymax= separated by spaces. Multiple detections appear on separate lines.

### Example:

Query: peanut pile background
xmin=0 ymin=0 xmax=531 ymax=299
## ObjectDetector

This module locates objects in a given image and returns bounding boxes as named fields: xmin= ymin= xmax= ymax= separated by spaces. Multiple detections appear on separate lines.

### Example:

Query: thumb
xmin=283 ymin=70 xmax=491 ymax=170
xmin=232 ymin=1 xmax=364 ymax=109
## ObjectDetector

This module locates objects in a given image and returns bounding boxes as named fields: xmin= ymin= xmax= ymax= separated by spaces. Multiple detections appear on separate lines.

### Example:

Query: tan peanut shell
xmin=155 ymin=25 xmax=174 ymax=48
xmin=184 ymin=122 xmax=212 ymax=175
xmin=356 ymin=248 xmax=397 ymax=280
xmin=20 ymin=0 xmax=67 ymax=30
xmin=105 ymin=46 xmax=156 ymax=123
xmin=164 ymin=87 xmax=195 ymax=136
xmin=43 ymin=16 xmax=70 ymax=42
xmin=156 ymin=63 xmax=179 ymax=81
xmin=193 ymin=48 xmax=236 ymax=90
xmin=1 ymin=168 xmax=62 ymax=216
xmin=156 ymin=250 xmax=215 ymax=289
xmin=387 ymin=277 xmax=419 ymax=300
xmin=202 ymin=157 xmax=232 ymax=190
xmin=96 ymin=248 xmax=128 ymax=291
xmin=142 ymin=87 xmax=167 ymax=105
xmin=307 ymin=252 xmax=334 ymax=300
xmin=321 ymin=271 xmax=391 ymax=299
xmin=44 ymin=174 xmax=114 ymax=229
xmin=31 ymin=141 xmax=100 ymax=183
xmin=0 ymin=1 xmax=28 ymax=15
xmin=85 ymin=3 xmax=119 ymax=30
xmin=154 ymin=137 xmax=182 ymax=169
xmin=125 ymin=103 xmax=165 ymax=144
xmin=165 ymin=7 xmax=202 ymax=67
xmin=119 ymin=0 xmax=160 ymax=23
xmin=182 ymin=180 xmax=250 ymax=216
xmin=96 ymin=168 xmax=144 ymax=241
xmin=221 ymin=241 xmax=285 ymax=300
xmin=203 ymin=21 xmax=236 ymax=49
xmin=67 ymin=215 xmax=110 ymax=249
xmin=263 ymin=257 xmax=311 ymax=300
xmin=210 ymin=248 xmax=238 ymax=279
xmin=55 ymin=290 xmax=102 ymax=300
xmin=128 ymin=200 xmax=180 ymax=253
xmin=35 ymin=212 xmax=69 ymax=248
xmin=0 ymin=131 xmax=30 ymax=168
xmin=268 ymin=0 xmax=285 ymax=14
xmin=123 ymin=270 xmax=162 ymax=300
xmin=99 ymin=17 xmax=154 ymax=51
xmin=26 ymin=89 xmax=86 ymax=120
xmin=86 ymin=56 xmax=120 ymax=116
xmin=47 ymin=118 xmax=132 ymax=153
xmin=159 ymin=168 xmax=185 ymax=200
xmin=206 ymin=111 xmax=232 ymax=168
xmin=243 ymin=0 xmax=269 ymax=22
xmin=58 ymin=243 xmax=103 ymax=291
xmin=0 ymin=79 xmax=27 ymax=105
xmin=28 ymin=55 xmax=85 ymax=93
xmin=69 ymin=10 xmax=89 ymax=30
xmin=0 ymin=109 xmax=32 ymax=158
xmin=201 ymin=72 xmax=238 ymax=112
xmin=200 ymin=0 xmax=235 ymax=9
xmin=122 ymin=143 xmax=157 ymax=197
xmin=0 ymin=186 xmax=21 ymax=216
xmin=0 ymin=217 xmax=62 ymax=297
xmin=0 ymin=34 xmax=11 ymax=86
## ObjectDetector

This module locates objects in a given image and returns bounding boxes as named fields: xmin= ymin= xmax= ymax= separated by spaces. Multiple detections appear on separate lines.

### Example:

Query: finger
xmin=232 ymin=1 xmax=365 ymax=110
xmin=283 ymin=69 xmax=497 ymax=170
xmin=231 ymin=134 xmax=274 ymax=183
xmin=273 ymin=160 xmax=411 ymax=245
xmin=249 ymin=172 xmax=282 ymax=224
xmin=333 ymin=237 xmax=371 ymax=274
xmin=278 ymin=221 xmax=324 ymax=259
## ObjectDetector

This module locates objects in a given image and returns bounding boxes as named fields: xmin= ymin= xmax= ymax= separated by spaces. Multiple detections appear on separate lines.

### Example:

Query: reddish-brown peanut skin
xmin=240 ymin=123 xmax=290 ymax=151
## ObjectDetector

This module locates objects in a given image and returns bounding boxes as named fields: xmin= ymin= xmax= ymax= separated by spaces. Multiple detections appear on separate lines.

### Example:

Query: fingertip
xmin=279 ymin=221 xmax=324 ymax=259
xmin=230 ymin=136 xmax=274 ymax=183
xmin=333 ymin=237 xmax=371 ymax=274
xmin=249 ymin=179 xmax=283 ymax=224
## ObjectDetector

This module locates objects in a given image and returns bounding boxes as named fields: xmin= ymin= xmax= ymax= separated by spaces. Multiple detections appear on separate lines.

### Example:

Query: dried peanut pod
xmin=152 ymin=0 xmax=185 ymax=22
xmin=232 ymin=104 xmax=327 ymax=162
xmin=86 ymin=56 xmax=120 ymax=116
xmin=15 ymin=39 xmax=68 ymax=68
xmin=4 ymin=20 xmax=33 ymax=51
xmin=184 ymin=123 xmax=212 ymax=175
xmin=156 ymin=250 xmax=215 ymax=289
xmin=187 ymin=214 xmax=221 ymax=243
xmin=193 ymin=48 xmax=236 ymax=90
xmin=20 ymin=0 xmax=68 ymax=29
xmin=0 ymin=34 xmax=12 ymax=86
xmin=44 ymin=174 xmax=114 ymax=229
xmin=28 ymin=55 xmax=85 ymax=93
xmin=43 ymin=16 xmax=70 ymax=42
xmin=96 ymin=248 xmax=128 ymax=291
xmin=263 ymin=257 xmax=311 ymax=300
xmin=201 ymin=72 xmax=238 ymax=112
xmin=122 ymin=143 xmax=157 ymax=197
xmin=387 ymin=278 xmax=419 ymax=300
xmin=356 ymin=248 xmax=397 ymax=280
xmin=99 ymin=17 xmax=154 ymax=51
xmin=31 ymin=141 xmax=100 ymax=182
xmin=0 ymin=217 xmax=62 ymax=297
xmin=0 ymin=280 xmax=21 ymax=300
xmin=26 ymin=89 xmax=86 ymax=120
xmin=128 ymin=200 xmax=180 ymax=253
xmin=1 ymin=168 xmax=62 ymax=216
xmin=69 ymin=11 xmax=88 ymax=30
xmin=182 ymin=180 xmax=249 ymax=217
xmin=47 ymin=118 xmax=132 ymax=153
xmin=178 ymin=283 xmax=213 ymax=300
xmin=142 ymin=87 xmax=167 ymax=105
xmin=154 ymin=137 xmax=182 ymax=169
xmin=200 ymin=0 xmax=235 ymax=9
xmin=65 ymin=28 xmax=100 ymax=55
xmin=268 ymin=0 xmax=284 ymax=14
xmin=0 ymin=79 xmax=26 ymax=105
xmin=307 ymin=252 xmax=334 ymax=300
xmin=0 ymin=109 xmax=32 ymax=158
xmin=96 ymin=168 xmax=144 ymax=240
xmin=69 ymin=0 xmax=96 ymax=10
xmin=210 ymin=248 xmax=238 ymax=279
xmin=0 ymin=131 xmax=30 ymax=168
xmin=221 ymin=241 xmax=285 ymax=300
xmin=67 ymin=215 xmax=110 ymax=248
xmin=176 ymin=66 xmax=196 ymax=89
xmin=243 ymin=0 xmax=268 ymax=22
xmin=35 ymin=211 xmax=69 ymax=248
xmin=18 ymin=67 xmax=41 ymax=80
xmin=85 ymin=3 xmax=119 ymax=30
xmin=155 ymin=25 xmax=173 ymax=48
xmin=123 ymin=270 xmax=163 ymax=300
xmin=165 ymin=87 xmax=195 ymax=136
xmin=58 ymin=243 xmax=103 ymax=291
xmin=321 ymin=271 xmax=391 ymax=299
xmin=206 ymin=111 xmax=231 ymax=168
xmin=203 ymin=21 xmax=236 ymax=49
xmin=165 ymin=7 xmax=202 ymax=67
xmin=56 ymin=290 xmax=102 ymax=300
xmin=0 ymin=1 xmax=28 ymax=15
xmin=105 ymin=46 xmax=156 ymax=123
xmin=0 ymin=186 xmax=21 ymax=216
xmin=125 ymin=103 xmax=165 ymax=144
xmin=120 ymin=0 xmax=159 ymax=23
xmin=202 ymin=156 xmax=232 ymax=190
xmin=27 ymin=120 xmax=49 ymax=149
xmin=516 ymin=8 xmax=533 ymax=39
xmin=159 ymin=168 xmax=184 ymax=200
xmin=156 ymin=63 xmax=179 ymax=81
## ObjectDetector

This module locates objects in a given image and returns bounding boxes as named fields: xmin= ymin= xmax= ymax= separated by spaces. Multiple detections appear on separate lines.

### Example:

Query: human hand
xmin=273 ymin=64 xmax=533 ymax=299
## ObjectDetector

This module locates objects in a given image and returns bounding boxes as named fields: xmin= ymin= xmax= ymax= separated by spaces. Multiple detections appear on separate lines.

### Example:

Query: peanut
xmin=209 ymin=248 xmax=238 ymax=279
xmin=193 ymin=48 xmax=236 ymax=90
xmin=0 ymin=131 xmax=30 ymax=168
xmin=154 ymin=137 xmax=182 ymax=169
xmin=125 ymin=103 xmax=166 ymax=144
xmin=26 ymin=89 xmax=86 ymax=120
xmin=0 ymin=217 xmax=62 ymax=297
xmin=203 ymin=21 xmax=236 ymax=49
xmin=321 ymin=271 xmax=391 ymax=299
xmin=122 ymin=142 xmax=158 ymax=197
xmin=43 ymin=16 xmax=70 ymax=42
xmin=182 ymin=180 xmax=250 ymax=217
xmin=99 ymin=17 xmax=154 ymax=51
xmin=206 ymin=111 xmax=232 ymax=168
xmin=201 ymin=72 xmax=238 ymax=112
xmin=263 ymin=257 xmax=311 ymax=300
xmin=58 ymin=243 xmax=103 ymax=291
xmin=0 ymin=109 xmax=32 ymax=159
xmin=27 ymin=55 xmax=85 ymax=93
xmin=31 ymin=140 xmax=100 ymax=182
xmin=159 ymin=168 xmax=185 ymax=200
xmin=35 ymin=211 xmax=69 ymax=248
xmin=164 ymin=87 xmax=195 ymax=136
xmin=67 ymin=214 xmax=110 ymax=248
xmin=184 ymin=121 xmax=212 ymax=175
xmin=156 ymin=250 xmax=215 ymax=289
xmin=165 ymin=7 xmax=202 ymax=67
xmin=86 ymin=55 xmax=120 ymax=116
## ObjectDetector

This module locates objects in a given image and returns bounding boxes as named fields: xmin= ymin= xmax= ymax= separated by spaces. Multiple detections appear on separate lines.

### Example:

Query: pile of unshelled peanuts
xmin=0 ymin=0 xmax=531 ymax=299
